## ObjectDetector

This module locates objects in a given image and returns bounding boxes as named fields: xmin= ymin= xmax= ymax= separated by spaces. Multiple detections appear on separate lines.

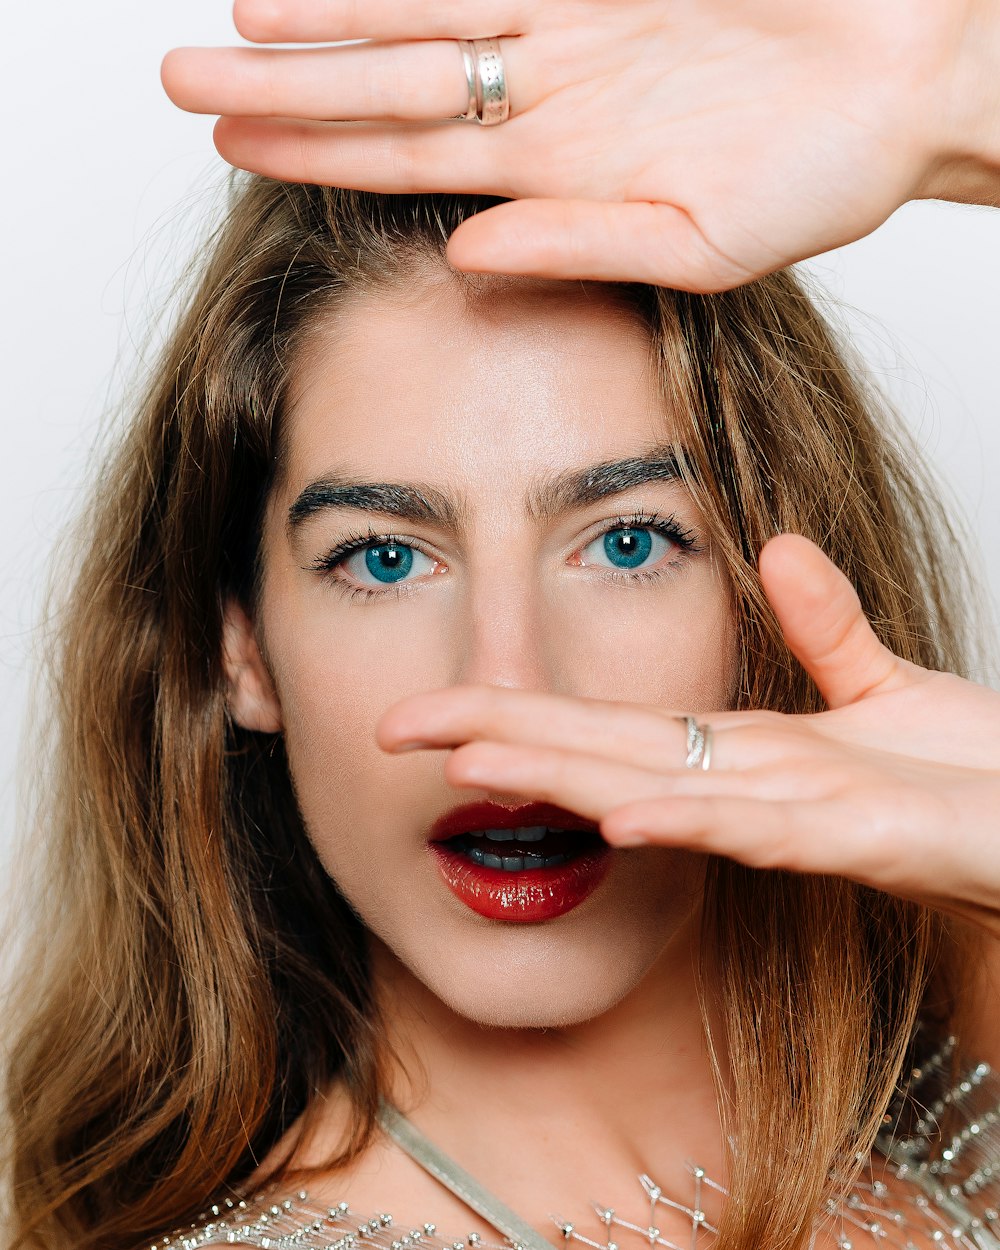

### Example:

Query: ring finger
xmin=162 ymin=37 xmax=534 ymax=123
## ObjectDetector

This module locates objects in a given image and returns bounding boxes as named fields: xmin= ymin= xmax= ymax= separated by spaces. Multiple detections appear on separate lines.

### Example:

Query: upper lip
xmin=429 ymin=801 xmax=600 ymax=843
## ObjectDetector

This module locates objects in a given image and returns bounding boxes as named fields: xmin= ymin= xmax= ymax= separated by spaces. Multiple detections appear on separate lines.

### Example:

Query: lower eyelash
xmin=341 ymin=582 xmax=412 ymax=603
xmin=590 ymin=547 xmax=691 ymax=592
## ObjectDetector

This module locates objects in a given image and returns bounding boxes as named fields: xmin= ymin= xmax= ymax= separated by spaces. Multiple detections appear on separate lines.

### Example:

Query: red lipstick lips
xmin=427 ymin=801 xmax=611 ymax=923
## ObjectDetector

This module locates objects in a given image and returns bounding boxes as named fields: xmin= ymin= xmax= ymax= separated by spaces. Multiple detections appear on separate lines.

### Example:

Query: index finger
xmin=375 ymin=682 xmax=707 ymax=774
xmin=233 ymin=0 xmax=531 ymax=43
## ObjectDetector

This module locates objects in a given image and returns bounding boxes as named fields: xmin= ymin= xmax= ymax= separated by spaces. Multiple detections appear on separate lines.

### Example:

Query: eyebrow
xmin=287 ymin=445 xmax=687 ymax=533
xmin=527 ymin=447 xmax=687 ymax=521
xmin=288 ymin=478 xmax=462 ymax=533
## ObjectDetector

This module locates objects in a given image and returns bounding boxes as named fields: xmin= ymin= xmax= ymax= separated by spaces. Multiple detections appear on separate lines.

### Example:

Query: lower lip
xmin=428 ymin=840 xmax=612 ymax=923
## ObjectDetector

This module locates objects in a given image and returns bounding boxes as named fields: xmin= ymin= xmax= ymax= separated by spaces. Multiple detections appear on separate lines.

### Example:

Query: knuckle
xmin=748 ymin=824 xmax=800 ymax=872
xmin=385 ymin=134 xmax=417 ymax=184
xmin=295 ymin=127 xmax=320 ymax=183
xmin=259 ymin=62 xmax=285 ymax=116
xmin=685 ymin=229 xmax=761 ymax=293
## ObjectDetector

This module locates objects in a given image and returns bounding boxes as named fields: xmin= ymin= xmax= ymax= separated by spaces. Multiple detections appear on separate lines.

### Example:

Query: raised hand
xmin=376 ymin=534 xmax=1000 ymax=937
xmin=160 ymin=0 xmax=1000 ymax=292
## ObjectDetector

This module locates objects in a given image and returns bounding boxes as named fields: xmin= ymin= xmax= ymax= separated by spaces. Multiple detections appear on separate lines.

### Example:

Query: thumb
xmin=759 ymin=533 xmax=908 ymax=709
xmin=444 ymin=199 xmax=759 ymax=294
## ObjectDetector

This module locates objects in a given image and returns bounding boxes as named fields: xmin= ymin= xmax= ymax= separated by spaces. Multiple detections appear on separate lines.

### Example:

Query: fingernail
xmin=604 ymin=826 xmax=648 ymax=848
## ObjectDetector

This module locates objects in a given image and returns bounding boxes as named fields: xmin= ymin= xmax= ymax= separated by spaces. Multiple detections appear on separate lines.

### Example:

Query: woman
xmin=6 ymin=2 xmax=1000 ymax=1249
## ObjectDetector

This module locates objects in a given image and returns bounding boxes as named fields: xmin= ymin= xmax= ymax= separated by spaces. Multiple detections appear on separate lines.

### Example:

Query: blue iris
xmin=603 ymin=527 xmax=653 ymax=569
xmin=364 ymin=543 xmax=413 ymax=583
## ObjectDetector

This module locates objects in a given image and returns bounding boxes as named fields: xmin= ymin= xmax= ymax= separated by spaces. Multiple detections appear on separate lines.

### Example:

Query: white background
xmin=2 ymin=2 xmax=999 ymax=861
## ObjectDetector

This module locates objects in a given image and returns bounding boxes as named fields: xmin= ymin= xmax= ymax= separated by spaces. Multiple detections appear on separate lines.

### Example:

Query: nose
xmin=449 ymin=569 xmax=557 ymax=696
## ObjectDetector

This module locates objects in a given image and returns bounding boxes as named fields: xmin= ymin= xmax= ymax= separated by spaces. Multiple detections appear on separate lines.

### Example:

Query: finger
xmin=162 ymin=43 xmax=469 ymax=122
xmin=444 ymin=740 xmax=747 ymax=823
xmin=603 ymin=794 xmax=998 ymax=931
xmin=212 ymin=115 xmax=512 ymax=194
xmin=233 ymin=0 xmax=530 ymax=43
xmin=445 ymin=199 xmax=760 ymax=293
xmin=758 ymin=534 xmax=910 ymax=710
xmin=377 ymin=683 xmax=704 ymax=773
xmin=600 ymin=794 xmax=879 ymax=877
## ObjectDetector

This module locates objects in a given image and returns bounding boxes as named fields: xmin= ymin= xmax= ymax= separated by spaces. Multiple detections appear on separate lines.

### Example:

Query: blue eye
xmin=342 ymin=541 xmax=435 ymax=586
xmin=580 ymin=524 xmax=676 ymax=572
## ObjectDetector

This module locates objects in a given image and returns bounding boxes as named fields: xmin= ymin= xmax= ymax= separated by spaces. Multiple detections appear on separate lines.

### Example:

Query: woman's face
xmin=232 ymin=270 xmax=737 ymax=1028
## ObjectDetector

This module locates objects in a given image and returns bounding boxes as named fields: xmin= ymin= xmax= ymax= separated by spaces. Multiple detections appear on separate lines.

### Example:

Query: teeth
xmin=463 ymin=845 xmax=572 ymax=872
xmin=513 ymin=825 xmax=547 ymax=842
xmin=445 ymin=824 xmax=598 ymax=873
xmin=480 ymin=825 xmax=551 ymax=842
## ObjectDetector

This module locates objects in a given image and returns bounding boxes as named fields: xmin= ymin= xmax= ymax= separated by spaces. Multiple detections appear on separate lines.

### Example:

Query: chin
xmin=390 ymin=916 xmax=685 ymax=1030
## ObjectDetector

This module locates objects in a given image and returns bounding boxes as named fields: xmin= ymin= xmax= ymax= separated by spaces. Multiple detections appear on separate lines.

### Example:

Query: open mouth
xmin=427 ymin=803 xmax=612 ymax=923
xmin=441 ymin=825 xmax=606 ymax=872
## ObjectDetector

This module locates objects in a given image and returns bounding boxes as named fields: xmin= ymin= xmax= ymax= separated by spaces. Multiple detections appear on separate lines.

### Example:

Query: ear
xmin=222 ymin=599 xmax=284 ymax=733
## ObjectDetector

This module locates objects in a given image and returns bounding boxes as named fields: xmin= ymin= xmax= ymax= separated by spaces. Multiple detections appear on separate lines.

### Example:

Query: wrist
xmin=917 ymin=0 xmax=1000 ymax=204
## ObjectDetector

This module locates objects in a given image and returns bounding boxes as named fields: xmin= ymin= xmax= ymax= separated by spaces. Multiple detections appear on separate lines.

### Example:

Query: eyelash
xmin=306 ymin=526 xmax=418 ymax=602
xmin=306 ymin=510 xmax=702 ymax=603
xmin=589 ymin=512 xmax=701 ymax=590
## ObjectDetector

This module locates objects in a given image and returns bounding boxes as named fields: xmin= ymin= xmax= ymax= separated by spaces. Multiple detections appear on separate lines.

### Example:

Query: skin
xmin=230 ymin=270 xmax=738 ymax=1031
xmin=224 ymin=269 xmax=737 ymax=1237
xmin=221 ymin=266 xmax=1000 ymax=1245
xmin=161 ymin=2 xmax=1000 ymax=1241
xmin=161 ymin=0 xmax=1000 ymax=292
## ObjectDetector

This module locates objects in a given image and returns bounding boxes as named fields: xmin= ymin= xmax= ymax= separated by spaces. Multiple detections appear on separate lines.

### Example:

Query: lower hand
xmin=376 ymin=534 xmax=1000 ymax=938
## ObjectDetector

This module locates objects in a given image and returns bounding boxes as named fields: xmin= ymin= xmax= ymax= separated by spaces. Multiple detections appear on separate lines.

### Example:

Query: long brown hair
xmin=0 ymin=174 xmax=980 ymax=1250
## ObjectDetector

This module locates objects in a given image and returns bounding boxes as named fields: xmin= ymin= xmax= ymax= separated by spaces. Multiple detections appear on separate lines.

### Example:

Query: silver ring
xmin=454 ymin=37 xmax=510 ymax=126
xmin=676 ymin=715 xmax=713 ymax=771
xmin=457 ymin=41 xmax=478 ymax=122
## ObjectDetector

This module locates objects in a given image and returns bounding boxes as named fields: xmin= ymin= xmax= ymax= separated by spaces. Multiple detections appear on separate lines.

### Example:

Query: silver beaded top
xmin=147 ymin=1040 xmax=1000 ymax=1250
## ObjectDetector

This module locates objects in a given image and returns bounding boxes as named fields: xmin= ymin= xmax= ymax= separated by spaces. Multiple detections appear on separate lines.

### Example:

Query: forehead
xmin=281 ymin=274 xmax=673 ymax=487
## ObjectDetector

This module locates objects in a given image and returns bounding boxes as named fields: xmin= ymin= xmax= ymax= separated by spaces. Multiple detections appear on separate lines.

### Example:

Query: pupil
xmin=604 ymin=527 xmax=652 ymax=569
xmin=365 ymin=544 xmax=413 ymax=584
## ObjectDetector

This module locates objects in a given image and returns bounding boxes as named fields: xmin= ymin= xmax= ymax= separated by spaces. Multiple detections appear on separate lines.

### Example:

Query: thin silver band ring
xmin=457 ymin=41 xmax=478 ymax=122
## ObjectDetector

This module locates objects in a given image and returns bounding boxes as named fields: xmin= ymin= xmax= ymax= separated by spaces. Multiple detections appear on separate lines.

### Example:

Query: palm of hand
xmin=486 ymin=2 xmax=935 ymax=286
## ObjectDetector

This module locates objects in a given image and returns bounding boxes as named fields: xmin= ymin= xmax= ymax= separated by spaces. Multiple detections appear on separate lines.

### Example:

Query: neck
xmin=372 ymin=908 xmax=728 ymax=1217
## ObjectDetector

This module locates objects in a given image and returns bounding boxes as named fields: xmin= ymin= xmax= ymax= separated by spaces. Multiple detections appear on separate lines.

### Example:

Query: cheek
xmin=260 ymin=585 xmax=460 ymax=860
xmin=554 ymin=568 xmax=738 ymax=712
